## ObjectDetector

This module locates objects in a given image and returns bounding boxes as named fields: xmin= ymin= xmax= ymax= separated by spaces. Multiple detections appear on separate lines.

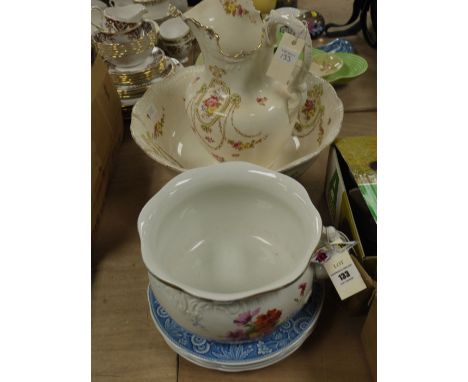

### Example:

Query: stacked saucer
xmin=108 ymin=47 xmax=183 ymax=118
xmin=147 ymin=283 xmax=324 ymax=372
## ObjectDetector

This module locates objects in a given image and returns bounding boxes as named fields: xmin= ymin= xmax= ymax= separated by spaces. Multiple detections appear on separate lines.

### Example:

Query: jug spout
xmin=170 ymin=0 xmax=264 ymax=61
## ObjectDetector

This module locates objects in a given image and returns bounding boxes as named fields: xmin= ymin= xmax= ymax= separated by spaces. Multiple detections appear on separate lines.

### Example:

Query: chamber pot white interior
xmin=144 ymin=181 xmax=314 ymax=295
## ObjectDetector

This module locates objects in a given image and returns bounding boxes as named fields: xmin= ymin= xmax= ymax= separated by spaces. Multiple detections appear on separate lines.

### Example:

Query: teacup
xmin=92 ymin=4 xmax=147 ymax=33
xmin=93 ymin=20 xmax=159 ymax=67
xmin=138 ymin=162 xmax=344 ymax=342
xmin=159 ymin=16 xmax=194 ymax=64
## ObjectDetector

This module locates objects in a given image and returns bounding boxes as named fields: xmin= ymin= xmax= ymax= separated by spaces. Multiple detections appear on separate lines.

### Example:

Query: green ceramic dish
xmin=274 ymin=32 xmax=367 ymax=84
xmin=315 ymin=50 xmax=368 ymax=85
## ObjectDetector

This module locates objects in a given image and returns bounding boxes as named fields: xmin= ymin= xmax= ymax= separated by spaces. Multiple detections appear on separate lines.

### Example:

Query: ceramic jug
xmin=170 ymin=0 xmax=312 ymax=166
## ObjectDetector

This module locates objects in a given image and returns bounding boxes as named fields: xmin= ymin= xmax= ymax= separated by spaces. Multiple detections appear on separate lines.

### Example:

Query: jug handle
xmin=143 ymin=18 xmax=160 ymax=41
xmin=310 ymin=226 xmax=354 ymax=280
xmin=265 ymin=11 xmax=312 ymax=121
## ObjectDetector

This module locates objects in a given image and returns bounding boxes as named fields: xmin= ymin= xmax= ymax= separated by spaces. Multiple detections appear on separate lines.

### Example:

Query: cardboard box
xmin=325 ymin=136 xmax=377 ymax=316
xmin=91 ymin=56 xmax=123 ymax=234
xmin=325 ymin=136 xmax=377 ymax=279
xmin=325 ymin=137 xmax=377 ymax=380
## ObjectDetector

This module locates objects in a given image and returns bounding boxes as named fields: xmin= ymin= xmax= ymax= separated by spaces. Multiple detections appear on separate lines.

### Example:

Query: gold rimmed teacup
xmin=93 ymin=20 xmax=159 ymax=67
xmin=92 ymin=4 xmax=147 ymax=34
xmin=159 ymin=17 xmax=194 ymax=64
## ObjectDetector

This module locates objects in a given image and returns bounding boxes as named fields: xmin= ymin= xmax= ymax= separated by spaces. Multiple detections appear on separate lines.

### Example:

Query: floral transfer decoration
xmin=187 ymin=76 xmax=268 ymax=158
xmin=228 ymin=136 xmax=267 ymax=151
xmin=294 ymin=84 xmax=325 ymax=142
xmin=202 ymin=95 xmax=222 ymax=116
xmin=221 ymin=0 xmax=250 ymax=17
xmin=301 ymin=99 xmax=316 ymax=121
xmin=294 ymin=282 xmax=308 ymax=303
xmin=256 ymin=96 xmax=267 ymax=106
xmin=299 ymin=282 xmax=307 ymax=296
xmin=227 ymin=307 xmax=282 ymax=341
xmin=313 ymin=249 xmax=329 ymax=263
xmin=148 ymin=284 xmax=324 ymax=364
xmin=153 ymin=110 xmax=165 ymax=138
xmin=209 ymin=65 xmax=226 ymax=79
xmin=187 ymin=77 xmax=268 ymax=155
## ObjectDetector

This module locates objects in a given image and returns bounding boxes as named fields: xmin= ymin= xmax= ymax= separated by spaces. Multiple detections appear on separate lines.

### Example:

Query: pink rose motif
xmin=315 ymin=250 xmax=328 ymax=263
xmin=234 ymin=308 xmax=260 ymax=326
xmin=204 ymin=95 xmax=219 ymax=108
xmin=304 ymin=99 xmax=315 ymax=111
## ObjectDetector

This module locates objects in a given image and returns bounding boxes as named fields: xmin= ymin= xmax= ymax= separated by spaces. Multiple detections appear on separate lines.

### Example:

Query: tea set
xmin=92 ymin=2 xmax=186 ymax=114
xmin=119 ymin=0 xmax=355 ymax=371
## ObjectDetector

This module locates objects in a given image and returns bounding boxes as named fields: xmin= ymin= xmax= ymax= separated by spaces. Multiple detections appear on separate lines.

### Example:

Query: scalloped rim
xmin=130 ymin=66 xmax=343 ymax=175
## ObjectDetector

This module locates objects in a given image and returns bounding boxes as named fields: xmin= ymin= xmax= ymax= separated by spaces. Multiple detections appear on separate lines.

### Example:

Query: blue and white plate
xmin=147 ymin=283 xmax=325 ymax=372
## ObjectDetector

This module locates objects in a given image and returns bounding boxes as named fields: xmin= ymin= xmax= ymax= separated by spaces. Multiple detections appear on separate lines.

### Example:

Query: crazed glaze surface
xmin=138 ymin=162 xmax=323 ymax=341
xmin=130 ymin=66 xmax=343 ymax=177
xmin=175 ymin=0 xmax=313 ymax=167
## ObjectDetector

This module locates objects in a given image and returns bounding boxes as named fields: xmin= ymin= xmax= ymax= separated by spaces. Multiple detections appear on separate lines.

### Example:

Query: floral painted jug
xmin=170 ymin=0 xmax=312 ymax=166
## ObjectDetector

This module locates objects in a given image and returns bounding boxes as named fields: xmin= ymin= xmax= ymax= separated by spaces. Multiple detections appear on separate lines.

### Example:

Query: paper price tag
xmin=277 ymin=46 xmax=299 ymax=64
xmin=323 ymin=250 xmax=366 ymax=300
xmin=266 ymin=32 xmax=305 ymax=86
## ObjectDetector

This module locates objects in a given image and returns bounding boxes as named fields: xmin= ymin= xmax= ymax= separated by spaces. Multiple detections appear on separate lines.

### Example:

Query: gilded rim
xmin=115 ymin=60 xmax=177 ymax=97
xmin=110 ymin=57 xmax=169 ymax=86
xmin=169 ymin=4 xmax=264 ymax=60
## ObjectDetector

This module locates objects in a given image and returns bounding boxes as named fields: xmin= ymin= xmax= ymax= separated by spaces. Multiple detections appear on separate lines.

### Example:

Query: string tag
xmin=312 ymin=236 xmax=366 ymax=300
xmin=266 ymin=32 xmax=305 ymax=86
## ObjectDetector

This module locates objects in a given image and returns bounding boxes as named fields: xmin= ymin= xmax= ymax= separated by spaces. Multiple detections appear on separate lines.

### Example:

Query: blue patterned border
xmin=148 ymin=283 xmax=324 ymax=365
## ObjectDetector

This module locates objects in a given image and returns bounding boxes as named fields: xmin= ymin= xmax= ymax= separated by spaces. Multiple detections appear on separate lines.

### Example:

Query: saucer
xmin=130 ymin=66 xmax=343 ymax=177
xmin=309 ymin=53 xmax=344 ymax=77
xmin=148 ymin=283 xmax=324 ymax=372
xmin=322 ymin=52 xmax=368 ymax=85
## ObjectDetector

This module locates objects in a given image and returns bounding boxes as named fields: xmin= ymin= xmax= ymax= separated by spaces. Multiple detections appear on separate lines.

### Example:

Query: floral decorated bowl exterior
xmin=138 ymin=162 xmax=323 ymax=342
xmin=130 ymin=66 xmax=343 ymax=177
xmin=148 ymin=267 xmax=314 ymax=342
